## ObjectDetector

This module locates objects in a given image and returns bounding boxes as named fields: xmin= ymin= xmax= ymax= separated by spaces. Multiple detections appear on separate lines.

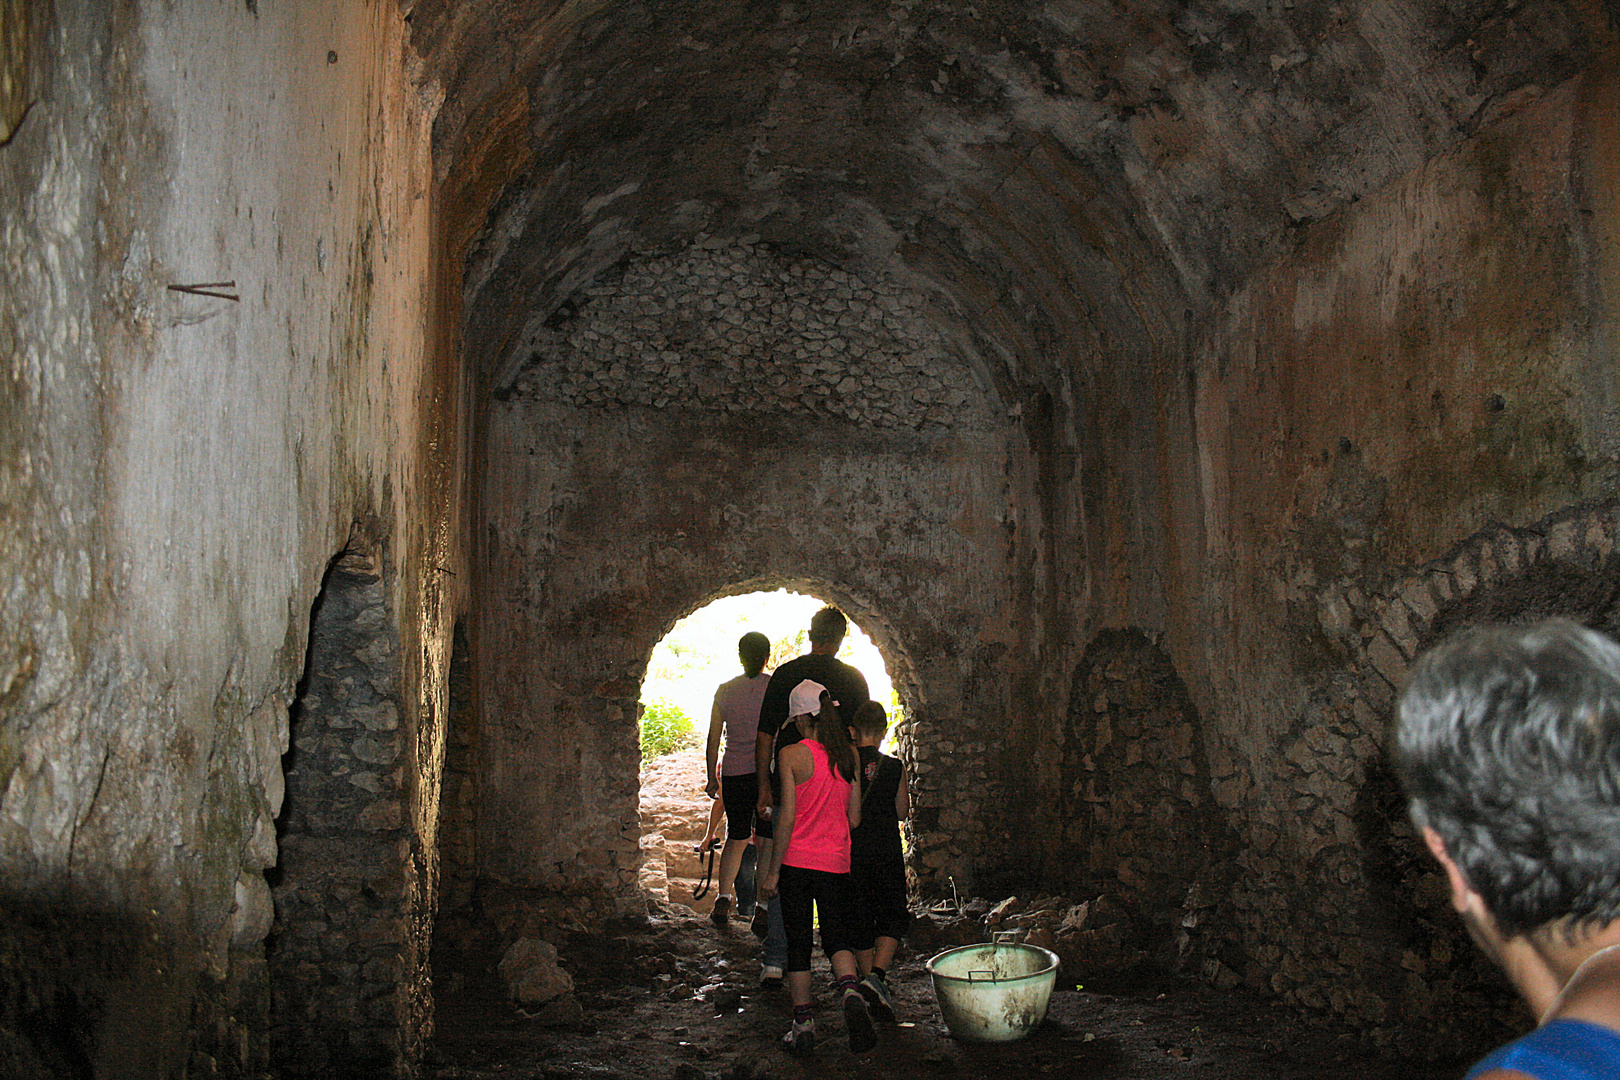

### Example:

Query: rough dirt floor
xmin=427 ymin=748 xmax=1485 ymax=1080
xmin=427 ymin=910 xmax=1482 ymax=1080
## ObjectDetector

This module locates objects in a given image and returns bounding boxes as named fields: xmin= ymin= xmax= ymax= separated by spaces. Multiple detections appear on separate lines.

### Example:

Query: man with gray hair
xmin=1394 ymin=617 xmax=1620 ymax=1079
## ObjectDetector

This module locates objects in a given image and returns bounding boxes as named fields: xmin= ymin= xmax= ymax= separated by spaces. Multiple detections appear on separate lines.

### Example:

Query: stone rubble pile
xmin=909 ymin=892 xmax=1146 ymax=981
xmin=510 ymin=238 xmax=993 ymax=432
xmin=498 ymin=937 xmax=586 ymax=1026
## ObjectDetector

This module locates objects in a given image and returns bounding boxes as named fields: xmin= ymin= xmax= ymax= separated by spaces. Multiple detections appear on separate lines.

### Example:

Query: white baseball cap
xmin=788 ymin=679 xmax=828 ymax=719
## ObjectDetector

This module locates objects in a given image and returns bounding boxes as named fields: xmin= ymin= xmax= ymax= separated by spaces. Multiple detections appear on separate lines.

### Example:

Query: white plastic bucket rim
xmin=926 ymin=940 xmax=1060 ymax=1043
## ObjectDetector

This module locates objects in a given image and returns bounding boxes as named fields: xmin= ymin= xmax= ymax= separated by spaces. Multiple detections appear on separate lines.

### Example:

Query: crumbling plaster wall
xmin=1174 ymin=65 xmax=1620 ymax=1035
xmin=0 ymin=2 xmax=463 ymax=1075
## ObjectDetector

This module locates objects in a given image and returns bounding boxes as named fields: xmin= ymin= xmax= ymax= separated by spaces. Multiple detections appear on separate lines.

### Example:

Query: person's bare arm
xmin=895 ymin=762 xmax=910 ymax=820
xmin=846 ymin=761 xmax=863 ymax=831
xmin=759 ymin=743 xmax=808 ymax=899
xmin=755 ymin=730 xmax=776 ymax=817
xmin=698 ymin=794 xmax=724 ymax=853
xmin=705 ymin=693 xmax=724 ymax=799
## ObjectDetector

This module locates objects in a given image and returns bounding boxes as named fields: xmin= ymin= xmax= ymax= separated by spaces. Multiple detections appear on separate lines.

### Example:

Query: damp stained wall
xmin=1172 ymin=69 xmax=1620 ymax=1028
xmin=0 ymin=1 xmax=465 ymax=1074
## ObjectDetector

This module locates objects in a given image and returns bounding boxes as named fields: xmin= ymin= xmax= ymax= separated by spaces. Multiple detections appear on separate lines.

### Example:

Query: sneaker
xmin=710 ymin=894 xmax=731 ymax=926
xmin=759 ymin=965 xmax=784 ymax=990
xmin=843 ymin=991 xmax=877 ymax=1053
xmin=782 ymin=1019 xmax=815 ymax=1057
xmin=858 ymin=972 xmax=897 ymax=1023
xmin=749 ymin=904 xmax=770 ymax=940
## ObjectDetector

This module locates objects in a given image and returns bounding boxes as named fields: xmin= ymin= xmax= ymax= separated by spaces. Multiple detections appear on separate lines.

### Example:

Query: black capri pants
xmin=849 ymin=856 xmax=911 ymax=950
xmin=778 ymin=863 xmax=860 ymax=973
xmin=719 ymin=773 xmax=757 ymax=840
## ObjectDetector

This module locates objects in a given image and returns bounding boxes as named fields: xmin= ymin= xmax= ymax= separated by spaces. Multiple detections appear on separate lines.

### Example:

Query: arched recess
xmin=267 ymin=550 xmax=429 ymax=1077
xmin=1227 ymin=499 xmax=1620 ymax=1045
xmin=634 ymin=579 xmax=923 ymax=896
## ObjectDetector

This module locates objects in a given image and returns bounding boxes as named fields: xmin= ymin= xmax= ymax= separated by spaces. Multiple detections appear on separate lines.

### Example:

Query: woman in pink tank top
xmin=757 ymin=680 xmax=877 ymax=1057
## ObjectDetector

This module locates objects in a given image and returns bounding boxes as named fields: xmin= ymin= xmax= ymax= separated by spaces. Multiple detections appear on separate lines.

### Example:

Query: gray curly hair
xmin=1395 ymin=618 xmax=1620 ymax=940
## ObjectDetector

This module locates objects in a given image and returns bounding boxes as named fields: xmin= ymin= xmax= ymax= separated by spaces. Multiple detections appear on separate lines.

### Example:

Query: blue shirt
xmin=1465 ymin=1020 xmax=1620 ymax=1080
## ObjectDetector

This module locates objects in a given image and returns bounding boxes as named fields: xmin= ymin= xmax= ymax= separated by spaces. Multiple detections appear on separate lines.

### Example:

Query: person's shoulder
xmin=835 ymin=658 xmax=870 ymax=690
xmin=768 ymin=655 xmax=810 ymax=681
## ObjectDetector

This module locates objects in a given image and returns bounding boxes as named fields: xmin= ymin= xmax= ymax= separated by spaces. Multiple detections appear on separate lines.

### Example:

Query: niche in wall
xmin=1057 ymin=629 xmax=1234 ymax=958
xmin=267 ymin=552 xmax=412 ymax=1077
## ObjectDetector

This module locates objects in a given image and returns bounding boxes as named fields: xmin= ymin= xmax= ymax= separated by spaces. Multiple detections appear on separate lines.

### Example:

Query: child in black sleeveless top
xmin=847 ymin=702 xmax=910 ymax=1021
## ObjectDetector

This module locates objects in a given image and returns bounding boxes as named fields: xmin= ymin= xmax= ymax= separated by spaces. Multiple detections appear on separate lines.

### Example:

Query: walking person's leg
xmin=777 ymin=865 xmax=818 ymax=1056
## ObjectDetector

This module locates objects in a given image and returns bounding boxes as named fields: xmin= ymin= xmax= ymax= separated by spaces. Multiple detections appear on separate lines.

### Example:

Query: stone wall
xmin=1055 ymin=631 xmax=1230 ymax=916
xmin=1173 ymin=68 xmax=1620 ymax=1045
xmin=270 ymin=555 xmax=426 ymax=1077
xmin=475 ymin=242 xmax=1027 ymax=915
xmin=0 ymin=3 xmax=464 ymax=1075
xmin=511 ymin=239 xmax=988 ymax=432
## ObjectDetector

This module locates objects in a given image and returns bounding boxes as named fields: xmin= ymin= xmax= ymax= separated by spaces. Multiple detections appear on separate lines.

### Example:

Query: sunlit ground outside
xmin=639 ymin=590 xmax=899 ymax=760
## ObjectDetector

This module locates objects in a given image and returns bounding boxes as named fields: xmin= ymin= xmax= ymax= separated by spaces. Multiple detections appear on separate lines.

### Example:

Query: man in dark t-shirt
xmin=754 ymin=606 xmax=870 ymax=836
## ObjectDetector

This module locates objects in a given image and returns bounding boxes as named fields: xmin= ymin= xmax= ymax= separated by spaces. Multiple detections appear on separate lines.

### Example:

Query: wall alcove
xmin=268 ymin=552 xmax=427 ymax=1077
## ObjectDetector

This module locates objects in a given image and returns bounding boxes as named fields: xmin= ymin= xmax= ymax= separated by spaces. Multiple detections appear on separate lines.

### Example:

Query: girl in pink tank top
xmin=758 ymin=679 xmax=877 ymax=1057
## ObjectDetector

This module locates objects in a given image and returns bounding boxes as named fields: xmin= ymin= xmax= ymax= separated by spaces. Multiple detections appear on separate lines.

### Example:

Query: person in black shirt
xmin=755 ymin=606 xmax=871 ymax=828
xmin=848 ymin=701 xmax=909 ymax=1022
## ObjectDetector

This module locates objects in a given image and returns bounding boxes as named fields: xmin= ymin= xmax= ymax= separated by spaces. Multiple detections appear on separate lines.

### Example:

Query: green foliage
xmin=640 ymin=698 xmax=697 ymax=759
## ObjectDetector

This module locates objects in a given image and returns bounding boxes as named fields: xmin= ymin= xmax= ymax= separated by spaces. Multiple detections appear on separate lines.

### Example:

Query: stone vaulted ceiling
xmin=401 ymin=0 xmax=1613 ymax=397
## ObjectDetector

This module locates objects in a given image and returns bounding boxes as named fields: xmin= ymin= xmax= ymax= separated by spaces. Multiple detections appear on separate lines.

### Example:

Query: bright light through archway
xmin=640 ymin=590 xmax=897 ymax=742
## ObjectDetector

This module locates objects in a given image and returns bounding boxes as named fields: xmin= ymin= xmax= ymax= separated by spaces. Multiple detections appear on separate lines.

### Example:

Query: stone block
xmin=1397 ymin=578 xmax=1437 ymax=624
xmin=1449 ymin=552 xmax=1477 ymax=597
xmin=357 ymin=800 xmax=403 ymax=830
xmin=1377 ymin=600 xmax=1414 ymax=658
xmin=1365 ymin=632 xmax=1408 ymax=689
xmin=497 ymin=937 xmax=576 ymax=1008
xmin=1588 ymin=516 xmax=1613 ymax=560
xmin=1492 ymin=528 xmax=1525 ymax=577
xmin=1548 ymin=517 xmax=1581 ymax=561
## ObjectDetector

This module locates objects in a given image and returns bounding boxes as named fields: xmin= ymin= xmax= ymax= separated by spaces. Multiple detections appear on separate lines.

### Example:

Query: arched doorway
xmin=635 ymin=589 xmax=907 ymax=909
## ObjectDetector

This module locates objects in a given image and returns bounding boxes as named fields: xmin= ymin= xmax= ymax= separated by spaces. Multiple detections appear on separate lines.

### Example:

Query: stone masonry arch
xmin=1207 ymin=499 xmax=1620 ymax=1049
xmin=646 ymin=576 xmax=924 ymax=730
xmin=475 ymin=388 xmax=1025 ymax=921
xmin=632 ymin=581 xmax=919 ymax=903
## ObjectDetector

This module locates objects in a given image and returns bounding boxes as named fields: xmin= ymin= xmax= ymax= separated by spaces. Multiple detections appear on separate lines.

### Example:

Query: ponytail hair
xmin=812 ymin=692 xmax=859 ymax=783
